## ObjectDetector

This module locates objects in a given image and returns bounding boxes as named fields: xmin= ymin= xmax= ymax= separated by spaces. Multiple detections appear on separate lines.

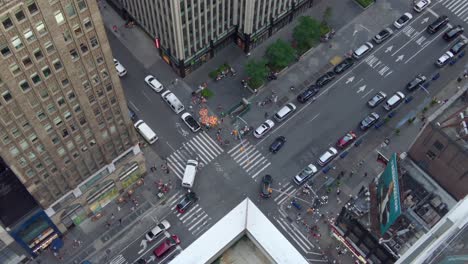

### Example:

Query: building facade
xmin=0 ymin=0 xmax=146 ymax=257
xmin=113 ymin=0 xmax=314 ymax=76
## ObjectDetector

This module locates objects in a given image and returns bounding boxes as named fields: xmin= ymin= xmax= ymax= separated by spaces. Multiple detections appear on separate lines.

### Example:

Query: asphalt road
xmin=103 ymin=1 xmax=468 ymax=263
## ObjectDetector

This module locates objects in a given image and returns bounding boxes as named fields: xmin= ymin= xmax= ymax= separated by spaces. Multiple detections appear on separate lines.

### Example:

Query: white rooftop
xmin=170 ymin=198 xmax=308 ymax=264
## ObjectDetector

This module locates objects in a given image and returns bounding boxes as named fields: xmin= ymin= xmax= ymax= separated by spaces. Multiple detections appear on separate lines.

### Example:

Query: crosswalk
xmin=108 ymin=255 xmax=128 ymax=264
xmin=227 ymin=140 xmax=271 ymax=179
xmin=273 ymin=182 xmax=298 ymax=205
xmin=274 ymin=214 xmax=316 ymax=254
xmin=167 ymin=131 xmax=224 ymax=179
xmin=440 ymin=0 xmax=468 ymax=21
xmin=166 ymin=192 xmax=212 ymax=236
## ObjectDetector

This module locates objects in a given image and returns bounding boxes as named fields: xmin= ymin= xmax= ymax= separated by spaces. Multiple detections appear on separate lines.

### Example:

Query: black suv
xmin=269 ymin=136 xmax=286 ymax=153
xmin=443 ymin=25 xmax=464 ymax=41
xmin=316 ymin=72 xmax=336 ymax=87
xmin=297 ymin=86 xmax=319 ymax=103
xmin=260 ymin=175 xmax=273 ymax=198
xmin=333 ymin=58 xmax=354 ymax=74
xmin=427 ymin=15 xmax=449 ymax=34
xmin=450 ymin=39 xmax=468 ymax=55
xmin=406 ymin=74 xmax=427 ymax=92
xmin=176 ymin=192 xmax=198 ymax=213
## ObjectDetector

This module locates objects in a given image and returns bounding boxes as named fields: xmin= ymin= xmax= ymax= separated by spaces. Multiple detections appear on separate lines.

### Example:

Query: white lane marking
xmin=179 ymin=204 xmax=200 ymax=220
xmin=278 ymin=217 xmax=313 ymax=250
xmin=455 ymin=2 xmax=468 ymax=16
xmin=391 ymin=28 xmax=424 ymax=56
xmin=188 ymin=214 xmax=209 ymax=231
xmin=278 ymin=188 xmax=299 ymax=205
xmin=193 ymin=134 xmax=218 ymax=158
xmin=361 ymin=88 xmax=374 ymax=99
xmin=240 ymin=151 xmax=263 ymax=168
xmin=199 ymin=132 xmax=224 ymax=153
xmin=404 ymin=26 xmax=446 ymax=63
xmin=227 ymin=140 xmax=245 ymax=154
xmin=274 ymin=185 xmax=293 ymax=202
xmin=305 ymin=113 xmax=321 ymax=124
xmin=232 ymin=145 xmax=255 ymax=162
xmin=168 ymin=193 xmax=186 ymax=207
xmin=182 ymin=207 xmax=202 ymax=223
xmin=190 ymin=137 xmax=214 ymax=161
xmin=275 ymin=219 xmax=309 ymax=252
xmin=251 ymin=162 xmax=272 ymax=179
xmin=166 ymin=142 xmax=176 ymax=151
xmin=141 ymin=90 xmax=152 ymax=101
xmin=245 ymin=157 xmax=267 ymax=172
xmin=128 ymin=101 xmax=140 ymax=111
xmin=184 ymin=141 xmax=208 ymax=164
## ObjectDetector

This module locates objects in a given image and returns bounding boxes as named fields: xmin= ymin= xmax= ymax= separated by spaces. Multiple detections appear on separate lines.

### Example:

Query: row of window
xmin=1 ymin=0 xmax=39 ymax=31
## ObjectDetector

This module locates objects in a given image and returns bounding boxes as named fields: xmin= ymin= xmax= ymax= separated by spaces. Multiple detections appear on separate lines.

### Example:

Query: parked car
xmin=435 ymin=51 xmax=454 ymax=67
xmin=154 ymin=235 xmax=180 ymax=258
xmin=352 ymin=42 xmax=374 ymax=59
xmin=336 ymin=131 xmax=357 ymax=149
xmin=176 ymin=192 xmax=198 ymax=213
xmin=372 ymin=28 xmax=393 ymax=44
xmin=443 ymin=25 xmax=464 ymax=41
xmin=181 ymin=112 xmax=201 ymax=132
xmin=427 ymin=15 xmax=449 ymax=34
xmin=450 ymin=39 xmax=468 ymax=55
xmin=297 ymin=86 xmax=319 ymax=103
xmin=145 ymin=220 xmax=171 ymax=242
xmin=254 ymin=119 xmax=275 ymax=138
xmin=260 ymin=175 xmax=273 ymax=198
xmin=333 ymin=58 xmax=354 ymax=74
xmin=269 ymin=136 xmax=286 ymax=153
xmin=413 ymin=0 xmax=431 ymax=12
xmin=315 ymin=72 xmax=336 ymax=87
xmin=144 ymin=75 xmax=164 ymax=92
xmin=113 ymin=58 xmax=127 ymax=77
xmin=128 ymin=106 xmax=137 ymax=121
xmin=406 ymin=74 xmax=427 ymax=91
xmin=294 ymin=164 xmax=318 ymax=185
xmin=317 ymin=147 xmax=338 ymax=167
xmin=360 ymin=112 xmax=380 ymax=130
xmin=384 ymin=92 xmax=405 ymax=111
xmin=367 ymin=91 xmax=387 ymax=108
xmin=394 ymin=13 xmax=413 ymax=29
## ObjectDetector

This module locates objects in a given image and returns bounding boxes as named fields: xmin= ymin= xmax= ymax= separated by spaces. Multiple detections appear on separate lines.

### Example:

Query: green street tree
xmin=245 ymin=59 xmax=269 ymax=89
xmin=265 ymin=39 xmax=296 ymax=70
xmin=293 ymin=16 xmax=321 ymax=53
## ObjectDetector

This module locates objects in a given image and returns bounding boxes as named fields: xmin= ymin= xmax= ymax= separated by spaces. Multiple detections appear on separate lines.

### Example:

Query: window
xmin=83 ymin=18 xmax=92 ymax=30
xmin=24 ymin=29 xmax=36 ymax=42
xmin=57 ymin=97 xmax=66 ymax=106
xmin=1 ymin=44 xmax=11 ymax=57
xmin=10 ymin=64 xmax=21 ymax=75
xmin=33 ymin=49 xmax=43 ymax=60
xmin=54 ymin=116 xmax=63 ymax=126
xmin=90 ymin=36 xmax=98 ymax=47
xmin=77 ymin=0 xmax=87 ymax=11
xmin=62 ymin=128 xmax=69 ymax=138
xmin=44 ymin=123 xmax=53 ymax=133
xmin=31 ymin=73 xmax=41 ymax=84
xmin=426 ymin=150 xmax=437 ymax=160
xmin=70 ymin=49 xmax=79 ymax=60
xmin=433 ymin=140 xmax=444 ymax=151
xmin=47 ymin=104 xmax=56 ymax=113
xmin=96 ymin=56 xmax=104 ymax=64
xmin=67 ymin=92 xmax=76 ymax=100
xmin=39 ymin=89 xmax=48 ymax=99
xmin=45 ymin=41 xmax=55 ymax=53
xmin=29 ymin=133 xmax=38 ymax=143
xmin=64 ymin=111 xmax=72 ymax=120
xmin=2 ymin=91 xmax=12 ymax=102
xmin=2 ymin=16 xmax=13 ymax=30
xmin=22 ymin=121 xmax=32 ymax=131
xmin=28 ymin=152 xmax=36 ymax=161
xmin=22 ymin=57 xmax=33 ymax=67
xmin=73 ymin=25 xmax=82 ymax=36
xmin=101 ymin=70 xmax=109 ymax=79
xmin=11 ymin=36 xmax=23 ymax=50
xmin=10 ymin=146 xmax=20 ymax=157
xmin=80 ymin=43 xmax=88 ymax=53
xmin=61 ymin=78 xmax=69 ymax=87
xmin=53 ymin=59 xmax=62 ymax=71
xmin=57 ymin=147 xmax=66 ymax=156
xmin=19 ymin=80 xmax=31 ymax=92
xmin=26 ymin=169 xmax=35 ymax=178
xmin=51 ymin=136 xmax=59 ymax=144
xmin=36 ymin=21 xmax=47 ymax=35
xmin=106 ymin=83 xmax=113 ymax=92
xmin=92 ymin=75 xmax=100 ymax=85
xmin=63 ymin=30 xmax=72 ymax=42
xmin=37 ymin=111 xmax=46 ymax=120
xmin=83 ymin=81 xmax=90 ymax=90
xmin=20 ymin=140 xmax=29 ymax=150
xmin=42 ymin=67 xmax=51 ymax=78
xmin=65 ymin=3 xmax=76 ymax=17
xmin=54 ymin=11 xmax=64 ymax=24
xmin=2 ymin=134 xmax=11 ymax=144
xmin=27 ymin=1 xmax=39 ymax=14
xmin=15 ymin=10 xmax=26 ymax=22
xmin=11 ymin=127 xmax=20 ymax=137
xmin=74 ymin=105 xmax=81 ymax=113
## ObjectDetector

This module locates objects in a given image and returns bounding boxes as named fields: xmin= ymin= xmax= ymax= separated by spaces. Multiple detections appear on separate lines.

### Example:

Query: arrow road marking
xmin=362 ymin=88 xmax=374 ymax=99
xmin=353 ymin=29 xmax=358 ymax=36
xmin=421 ymin=17 xmax=429 ymax=24
xmin=385 ymin=46 xmax=393 ymax=53
xmin=146 ymin=255 xmax=156 ymax=263
xmin=345 ymin=76 xmax=355 ymax=84
xmin=138 ymin=239 xmax=148 ymax=254
xmin=356 ymin=85 xmax=366 ymax=93
xmin=396 ymin=55 xmax=404 ymax=62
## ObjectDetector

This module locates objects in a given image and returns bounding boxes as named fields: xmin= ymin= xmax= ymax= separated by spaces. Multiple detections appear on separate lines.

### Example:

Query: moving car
xmin=144 ymin=75 xmax=164 ymax=92
xmin=450 ymin=39 xmax=468 ymax=55
xmin=269 ymin=136 xmax=286 ymax=153
xmin=427 ymin=15 xmax=449 ymax=34
xmin=372 ymin=28 xmax=393 ymax=44
xmin=336 ymin=131 xmax=357 ymax=149
xmin=435 ymin=51 xmax=454 ymax=67
xmin=297 ymin=86 xmax=319 ymax=103
xmin=413 ymin=0 xmax=431 ymax=12
xmin=145 ymin=220 xmax=171 ymax=242
xmin=333 ymin=58 xmax=354 ymax=74
xmin=154 ymin=235 xmax=180 ymax=258
xmin=181 ymin=112 xmax=201 ymax=132
xmin=394 ymin=13 xmax=413 ymax=29
xmin=315 ymin=72 xmax=336 ymax=87
xmin=253 ymin=119 xmax=275 ymax=138
xmin=260 ymin=175 xmax=273 ymax=198
xmin=384 ymin=92 xmax=405 ymax=111
xmin=406 ymin=74 xmax=427 ymax=91
xmin=360 ymin=112 xmax=380 ymax=130
xmin=176 ymin=192 xmax=198 ymax=213
xmin=294 ymin=164 xmax=318 ymax=185
xmin=113 ymin=59 xmax=127 ymax=77
xmin=367 ymin=91 xmax=387 ymax=108
xmin=443 ymin=25 xmax=464 ymax=41
xmin=317 ymin=147 xmax=338 ymax=167
xmin=352 ymin=42 xmax=374 ymax=59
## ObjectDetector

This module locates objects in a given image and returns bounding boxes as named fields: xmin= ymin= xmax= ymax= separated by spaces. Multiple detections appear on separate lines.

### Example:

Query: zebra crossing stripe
xmin=278 ymin=217 xmax=314 ymax=250
xmin=182 ymin=207 xmax=202 ymax=223
xmin=455 ymin=2 xmax=468 ymax=15
xmin=183 ymin=142 xmax=208 ymax=164
xmin=168 ymin=193 xmax=185 ymax=207
xmin=242 ymin=155 xmax=265 ymax=171
xmin=277 ymin=187 xmax=297 ymax=205
xmin=232 ymin=144 xmax=255 ymax=162
xmin=189 ymin=138 xmax=213 ymax=161
xmin=199 ymin=132 xmax=224 ymax=153
xmin=198 ymin=133 xmax=222 ymax=156
xmin=188 ymin=214 xmax=209 ymax=231
xmin=251 ymin=162 xmax=271 ymax=179
xmin=172 ymin=151 xmax=186 ymax=164
xmin=178 ymin=204 xmax=200 ymax=219
xmin=274 ymin=184 xmax=293 ymax=202
xmin=167 ymin=156 xmax=184 ymax=177
xmin=191 ymin=136 xmax=216 ymax=159
xmin=275 ymin=219 xmax=309 ymax=253
xmin=227 ymin=141 xmax=245 ymax=154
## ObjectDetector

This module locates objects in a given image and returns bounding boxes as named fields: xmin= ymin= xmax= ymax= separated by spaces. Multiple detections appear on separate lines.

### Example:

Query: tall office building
xmin=112 ymin=0 xmax=314 ymax=76
xmin=0 ymin=0 xmax=146 ymax=257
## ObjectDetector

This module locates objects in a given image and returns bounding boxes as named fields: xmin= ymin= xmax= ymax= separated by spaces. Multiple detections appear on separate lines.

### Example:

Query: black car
xmin=260 ymin=174 xmax=273 ymax=198
xmin=316 ymin=72 xmax=336 ymax=87
xmin=269 ymin=136 xmax=286 ymax=153
xmin=176 ymin=192 xmax=198 ymax=213
xmin=443 ymin=25 xmax=464 ymax=41
xmin=128 ymin=107 xmax=137 ymax=121
xmin=297 ymin=86 xmax=319 ymax=103
xmin=333 ymin=58 xmax=354 ymax=74
xmin=406 ymin=74 xmax=427 ymax=92
xmin=450 ymin=39 xmax=468 ymax=55
xmin=427 ymin=15 xmax=449 ymax=34
xmin=136 ymin=259 xmax=147 ymax=264
xmin=360 ymin=112 xmax=380 ymax=130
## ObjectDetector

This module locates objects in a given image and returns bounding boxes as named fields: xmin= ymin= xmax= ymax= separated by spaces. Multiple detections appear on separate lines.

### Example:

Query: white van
xmin=134 ymin=120 xmax=158 ymax=144
xmin=182 ymin=159 xmax=198 ymax=188
xmin=353 ymin=42 xmax=374 ymax=59
xmin=383 ymin=92 xmax=405 ymax=111
xmin=161 ymin=90 xmax=185 ymax=114
xmin=274 ymin=103 xmax=297 ymax=122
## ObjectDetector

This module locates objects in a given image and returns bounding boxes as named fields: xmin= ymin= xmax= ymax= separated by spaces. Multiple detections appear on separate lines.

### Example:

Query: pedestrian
xmin=165 ymin=167 xmax=170 ymax=174
xmin=264 ymin=112 xmax=268 ymax=118
xmin=364 ymin=172 xmax=368 ymax=177
xmin=117 ymin=206 xmax=121 ymax=211
xmin=111 ymin=213 xmax=115 ymax=220
xmin=220 ymin=118 xmax=224 ymax=123
xmin=106 ymin=221 xmax=111 ymax=228
xmin=118 ymin=218 xmax=122 ymax=225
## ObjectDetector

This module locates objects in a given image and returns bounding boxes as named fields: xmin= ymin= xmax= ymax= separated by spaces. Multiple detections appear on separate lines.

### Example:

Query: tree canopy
xmin=265 ymin=39 xmax=296 ymax=70
xmin=245 ymin=59 xmax=269 ymax=89
xmin=293 ymin=16 xmax=321 ymax=53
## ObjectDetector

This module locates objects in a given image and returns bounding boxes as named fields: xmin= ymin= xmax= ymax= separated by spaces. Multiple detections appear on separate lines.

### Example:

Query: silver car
xmin=145 ymin=220 xmax=171 ymax=242
xmin=372 ymin=28 xmax=393 ymax=44
xmin=367 ymin=92 xmax=387 ymax=108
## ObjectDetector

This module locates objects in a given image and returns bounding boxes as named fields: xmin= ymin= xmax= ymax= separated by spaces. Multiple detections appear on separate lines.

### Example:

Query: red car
xmin=336 ymin=132 xmax=357 ymax=148
xmin=154 ymin=235 xmax=180 ymax=258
